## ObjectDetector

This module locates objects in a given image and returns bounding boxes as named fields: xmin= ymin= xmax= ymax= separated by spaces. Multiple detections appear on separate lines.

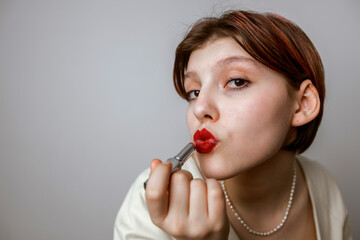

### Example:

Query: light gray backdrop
xmin=0 ymin=0 xmax=359 ymax=239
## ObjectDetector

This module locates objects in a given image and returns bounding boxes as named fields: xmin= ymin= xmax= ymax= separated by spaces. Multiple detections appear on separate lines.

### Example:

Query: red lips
xmin=193 ymin=128 xmax=218 ymax=153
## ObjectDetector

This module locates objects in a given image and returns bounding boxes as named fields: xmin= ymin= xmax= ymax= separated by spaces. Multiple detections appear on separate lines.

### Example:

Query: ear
xmin=292 ymin=79 xmax=320 ymax=127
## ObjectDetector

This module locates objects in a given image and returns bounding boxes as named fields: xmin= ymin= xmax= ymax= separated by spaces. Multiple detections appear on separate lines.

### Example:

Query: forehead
xmin=185 ymin=37 xmax=261 ymax=78
xmin=183 ymin=37 xmax=292 ymax=93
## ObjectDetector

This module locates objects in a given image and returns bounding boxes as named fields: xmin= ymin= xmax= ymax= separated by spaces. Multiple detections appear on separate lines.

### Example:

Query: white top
xmin=114 ymin=156 xmax=352 ymax=240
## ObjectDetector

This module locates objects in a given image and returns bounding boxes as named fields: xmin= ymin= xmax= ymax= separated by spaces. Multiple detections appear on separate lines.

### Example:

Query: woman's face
xmin=185 ymin=37 xmax=297 ymax=179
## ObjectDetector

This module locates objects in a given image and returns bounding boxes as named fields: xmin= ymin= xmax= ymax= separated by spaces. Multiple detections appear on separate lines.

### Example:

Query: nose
xmin=192 ymin=89 xmax=219 ymax=122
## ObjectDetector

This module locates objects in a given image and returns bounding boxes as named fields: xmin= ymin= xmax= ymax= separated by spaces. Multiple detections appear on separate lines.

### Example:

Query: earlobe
xmin=292 ymin=80 xmax=320 ymax=127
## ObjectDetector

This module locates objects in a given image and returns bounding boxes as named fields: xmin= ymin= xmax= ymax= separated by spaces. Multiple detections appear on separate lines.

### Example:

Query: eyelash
xmin=186 ymin=90 xmax=199 ymax=102
xmin=225 ymin=77 xmax=249 ymax=90
xmin=185 ymin=77 xmax=249 ymax=101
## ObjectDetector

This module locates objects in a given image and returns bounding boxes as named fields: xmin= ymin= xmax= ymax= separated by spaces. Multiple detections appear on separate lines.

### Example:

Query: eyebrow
xmin=211 ymin=56 xmax=259 ymax=71
xmin=184 ymin=56 xmax=259 ymax=80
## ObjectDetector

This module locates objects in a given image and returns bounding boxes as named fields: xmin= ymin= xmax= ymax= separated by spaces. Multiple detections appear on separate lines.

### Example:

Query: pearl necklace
xmin=220 ymin=162 xmax=296 ymax=236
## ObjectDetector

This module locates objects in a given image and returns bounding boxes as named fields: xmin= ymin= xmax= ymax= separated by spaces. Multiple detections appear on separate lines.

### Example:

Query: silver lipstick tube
xmin=143 ymin=143 xmax=195 ymax=189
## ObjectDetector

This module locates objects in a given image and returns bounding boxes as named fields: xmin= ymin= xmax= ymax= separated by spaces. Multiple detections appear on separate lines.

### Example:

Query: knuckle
xmin=178 ymin=169 xmax=193 ymax=179
xmin=209 ymin=187 xmax=224 ymax=200
xmin=149 ymin=216 xmax=162 ymax=228
xmin=171 ymin=171 xmax=191 ymax=183
xmin=167 ymin=221 xmax=187 ymax=238
xmin=189 ymin=225 xmax=209 ymax=239
xmin=181 ymin=169 xmax=193 ymax=178
xmin=211 ymin=220 xmax=225 ymax=233
xmin=207 ymin=181 xmax=224 ymax=199
xmin=145 ymin=188 xmax=163 ymax=201
xmin=190 ymin=178 xmax=206 ymax=189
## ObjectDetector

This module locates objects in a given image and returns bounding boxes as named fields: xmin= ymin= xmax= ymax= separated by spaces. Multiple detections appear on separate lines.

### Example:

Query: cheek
xmin=225 ymin=90 xmax=294 ymax=148
xmin=245 ymin=92 xmax=294 ymax=148
xmin=246 ymin=85 xmax=294 ymax=125
xmin=220 ymin=99 xmax=264 ymax=131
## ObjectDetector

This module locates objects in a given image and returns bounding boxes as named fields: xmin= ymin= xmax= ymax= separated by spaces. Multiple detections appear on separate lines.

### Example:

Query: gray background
xmin=0 ymin=0 xmax=359 ymax=239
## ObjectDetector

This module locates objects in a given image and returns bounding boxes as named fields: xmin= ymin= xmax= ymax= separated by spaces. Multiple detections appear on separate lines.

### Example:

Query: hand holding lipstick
xmin=145 ymin=159 xmax=229 ymax=240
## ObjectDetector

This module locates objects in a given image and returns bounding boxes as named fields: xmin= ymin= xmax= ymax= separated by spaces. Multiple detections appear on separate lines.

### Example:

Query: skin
xmin=146 ymin=37 xmax=320 ymax=239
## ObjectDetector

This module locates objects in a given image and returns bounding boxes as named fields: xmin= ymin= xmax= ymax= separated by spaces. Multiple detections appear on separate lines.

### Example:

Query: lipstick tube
xmin=143 ymin=142 xmax=195 ymax=189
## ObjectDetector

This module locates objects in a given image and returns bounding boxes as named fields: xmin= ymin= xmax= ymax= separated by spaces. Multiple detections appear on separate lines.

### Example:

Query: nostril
xmin=205 ymin=114 xmax=213 ymax=119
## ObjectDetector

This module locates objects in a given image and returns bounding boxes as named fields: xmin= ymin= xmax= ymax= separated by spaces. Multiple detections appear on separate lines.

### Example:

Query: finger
xmin=150 ymin=159 xmax=162 ymax=172
xmin=189 ymin=179 xmax=208 ymax=220
xmin=206 ymin=179 xmax=227 ymax=223
xmin=167 ymin=170 xmax=193 ymax=219
xmin=145 ymin=161 xmax=172 ymax=223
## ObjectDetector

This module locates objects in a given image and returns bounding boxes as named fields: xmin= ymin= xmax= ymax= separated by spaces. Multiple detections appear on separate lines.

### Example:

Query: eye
xmin=226 ymin=78 xmax=249 ymax=89
xmin=186 ymin=90 xmax=200 ymax=101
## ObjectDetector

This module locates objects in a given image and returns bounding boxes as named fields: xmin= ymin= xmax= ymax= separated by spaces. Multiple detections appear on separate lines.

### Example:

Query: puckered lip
xmin=193 ymin=128 xmax=218 ymax=154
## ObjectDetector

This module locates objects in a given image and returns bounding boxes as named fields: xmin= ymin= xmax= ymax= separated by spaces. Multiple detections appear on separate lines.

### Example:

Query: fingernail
xmin=163 ymin=161 xmax=171 ymax=165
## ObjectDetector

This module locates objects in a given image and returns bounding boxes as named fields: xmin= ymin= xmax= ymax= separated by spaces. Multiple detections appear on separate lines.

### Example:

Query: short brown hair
xmin=173 ymin=10 xmax=325 ymax=154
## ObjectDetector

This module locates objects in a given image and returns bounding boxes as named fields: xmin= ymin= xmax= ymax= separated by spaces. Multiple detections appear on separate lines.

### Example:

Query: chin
xmin=197 ymin=151 xmax=262 ymax=180
xmin=197 ymin=156 xmax=236 ymax=180
xmin=201 ymin=169 xmax=227 ymax=180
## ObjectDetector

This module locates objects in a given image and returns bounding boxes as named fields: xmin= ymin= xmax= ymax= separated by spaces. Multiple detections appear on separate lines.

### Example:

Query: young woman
xmin=114 ymin=10 xmax=351 ymax=240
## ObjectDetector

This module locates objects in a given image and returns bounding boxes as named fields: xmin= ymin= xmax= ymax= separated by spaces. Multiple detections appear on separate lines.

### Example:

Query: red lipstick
xmin=193 ymin=128 xmax=218 ymax=153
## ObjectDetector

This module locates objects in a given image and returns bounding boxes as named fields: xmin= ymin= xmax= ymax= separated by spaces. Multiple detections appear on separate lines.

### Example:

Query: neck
xmin=224 ymin=150 xmax=296 ymax=211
